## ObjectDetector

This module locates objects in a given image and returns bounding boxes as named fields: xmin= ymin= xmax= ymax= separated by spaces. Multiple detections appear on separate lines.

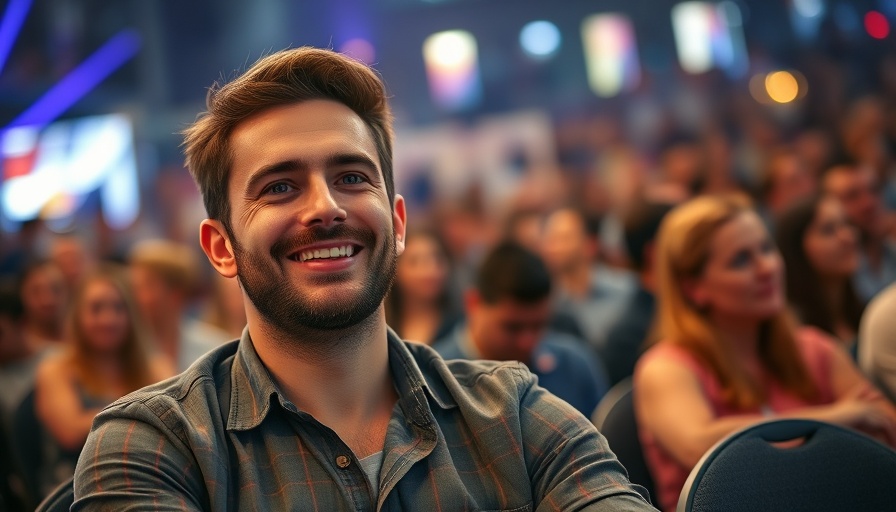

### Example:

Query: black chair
xmin=678 ymin=418 xmax=896 ymax=512
xmin=591 ymin=377 xmax=656 ymax=504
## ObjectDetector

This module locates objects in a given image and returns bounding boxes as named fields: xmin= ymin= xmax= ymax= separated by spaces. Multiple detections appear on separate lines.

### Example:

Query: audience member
xmin=775 ymin=193 xmax=865 ymax=353
xmin=71 ymin=47 xmax=653 ymax=510
xmin=33 ymin=265 xmax=172 ymax=498
xmin=48 ymin=234 xmax=95 ymax=302
xmin=385 ymin=228 xmax=459 ymax=344
xmin=201 ymin=272 xmax=248 ymax=340
xmin=541 ymin=206 xmax=636 ymax=354
xmin=0 ymin=280 xmax=47 ymax=431
xmin=603 ymin=198 xmax=675 ymax=386
xmin=16 ymin=259 xmax=67 ymax=351
xmin=859 ymin=281 xmax=896 ymax=403
xmin=433 ymin=241 xmax=610 ymax=417
xmin=634 ymin=193 xmax=896 ymax=512
xmin=757 ymin=146 xmax=817 ymax=228
xmin=821 ymin=162 xmax=896 ymax=301
xmin=128 ymin=238 xmax=229 ymax=371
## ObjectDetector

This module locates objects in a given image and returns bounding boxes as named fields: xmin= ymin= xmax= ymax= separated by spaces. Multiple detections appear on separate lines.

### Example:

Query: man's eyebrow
xmin=326 ymin=153 xmax=379 ymax=172
xmin=244 ymin=160 xmax=306 ymax=195
xmin=243 ymin=153 xmax=380 ymax=195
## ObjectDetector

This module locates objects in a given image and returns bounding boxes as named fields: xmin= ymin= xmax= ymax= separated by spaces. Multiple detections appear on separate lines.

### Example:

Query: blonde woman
xmin=33 ymin=265 xmax=172 ymax=495
xmin=634 ymin=193 xmax=896 ymax=511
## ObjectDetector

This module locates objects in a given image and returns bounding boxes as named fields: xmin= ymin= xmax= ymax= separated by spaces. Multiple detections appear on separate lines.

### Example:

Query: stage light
xmin=423 ymin=30 xmax=482 ymax=111
xmin=865 ymin=10 xmax=890 ymax=39
xmin=581 ymin=13 xmax=641 ymax=97
xmin=520 ymin=20 xmax=561 ymax=59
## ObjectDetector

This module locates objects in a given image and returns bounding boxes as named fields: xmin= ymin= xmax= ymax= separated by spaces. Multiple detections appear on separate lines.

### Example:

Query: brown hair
xmin=775 ymin=192 xmax=864 ymax=338
xmin=653 ymin=193 xmax=818 ymax=409
xmin=181 ymin=47 xmax=395 ymax=234
xmin=66 ymin=264 xmax=154 ymax=397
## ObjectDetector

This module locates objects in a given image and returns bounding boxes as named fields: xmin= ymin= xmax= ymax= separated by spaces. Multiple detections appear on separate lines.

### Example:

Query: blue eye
xmin=341 ymin=174 xmax=365 ymax=185
xmin=266 ymin=182 xmax=291 ymax=194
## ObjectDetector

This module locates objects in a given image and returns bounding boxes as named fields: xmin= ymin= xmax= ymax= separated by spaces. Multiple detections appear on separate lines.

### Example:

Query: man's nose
xmin=300 ymin=174 xmax=347 ymax=227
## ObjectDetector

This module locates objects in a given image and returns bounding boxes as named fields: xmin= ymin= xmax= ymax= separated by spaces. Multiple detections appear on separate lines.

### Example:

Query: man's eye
xmin=266 ymin=182 xmax=291 ymax=194
xmin=341 ymin=174 xmax=365 ymax=185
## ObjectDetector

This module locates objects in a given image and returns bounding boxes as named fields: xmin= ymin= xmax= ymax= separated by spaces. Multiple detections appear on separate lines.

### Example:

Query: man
xmin=71 ymin=48 xmax=653 ymax=510
xmin=433 ymin=241 xmax=610 ymax=418
xmin=602 ymin=198 xmax=674 ymax=386
xmin=540 ymin=206 xmax=636 ymax=355
xmin=821 ymin=162 xmax=896 ymax=302
xmin=128 ymin=238 xmax=229 ymax=371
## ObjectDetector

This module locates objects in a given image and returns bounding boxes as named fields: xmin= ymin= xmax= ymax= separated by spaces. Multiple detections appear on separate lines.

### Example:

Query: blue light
xmin=0 ymin=0 xmax=33 ymax=75
xmin=8 ymin=29 xmax=141 ymax=129
xmin=520 ymin=20 xmax=561 ymax=59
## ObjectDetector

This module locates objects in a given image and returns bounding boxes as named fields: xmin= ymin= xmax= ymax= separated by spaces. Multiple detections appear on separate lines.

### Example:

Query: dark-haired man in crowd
xmin=541 ymin=206 xmax=636 ymax=356
xmin=822 ymin=162 xmax=896 ymax=302
xmin=433 ymin=241 xmax=610 ymax=418
xmin=70 ymin=47 xmax=655 ymax=510
xmin=602 ymin=199 xmax=675 ymax=386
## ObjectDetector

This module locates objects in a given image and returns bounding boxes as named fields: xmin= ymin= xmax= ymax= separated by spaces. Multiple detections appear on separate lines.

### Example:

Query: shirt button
xmin=335 ymin=455 xmax=351 ymax=469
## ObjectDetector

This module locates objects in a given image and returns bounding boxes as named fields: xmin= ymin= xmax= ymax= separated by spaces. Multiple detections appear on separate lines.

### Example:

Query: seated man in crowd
xmin=603 ymin=198 xmax=675 ymax=386
xmin=433 ymin=241 xmax=610 ymax=417
xmin=128 ymin=238 xmax=230 ymax=371
xmin=70 ymin=47 xmax=654 ymax=510
xmin=540 ymin=206 xmax=636 ymax=355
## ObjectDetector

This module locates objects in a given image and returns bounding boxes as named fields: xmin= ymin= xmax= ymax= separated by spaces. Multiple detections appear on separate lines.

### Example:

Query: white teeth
xmin=298 ymin=245 xmax=355 ymax=262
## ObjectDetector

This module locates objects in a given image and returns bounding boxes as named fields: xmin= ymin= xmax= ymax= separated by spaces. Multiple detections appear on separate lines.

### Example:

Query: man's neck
xmin=249 ymin=309 xmax=397 ymax=458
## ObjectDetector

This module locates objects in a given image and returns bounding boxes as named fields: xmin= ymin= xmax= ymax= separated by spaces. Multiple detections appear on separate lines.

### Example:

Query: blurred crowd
xmin=4 ymin=57 xmax=896 ymax=511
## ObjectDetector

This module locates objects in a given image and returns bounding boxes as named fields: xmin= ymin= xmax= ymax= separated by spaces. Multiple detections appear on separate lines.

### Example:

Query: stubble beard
xmin=232 ymin=224 xmax=397 ymax=345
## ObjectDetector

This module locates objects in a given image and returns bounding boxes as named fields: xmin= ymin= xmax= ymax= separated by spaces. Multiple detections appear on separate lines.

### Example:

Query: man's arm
xmin=72 ymin=400 xmax=209 ymax=511
xmin=515 ymin=367 xmax=657 ymax=511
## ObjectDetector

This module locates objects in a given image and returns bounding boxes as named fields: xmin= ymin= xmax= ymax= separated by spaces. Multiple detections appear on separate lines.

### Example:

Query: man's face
xmin=823 ymin=166 xmax=882 ymax=236
xmin=466 ymin=293 xmax=551 ymax=363
xmin=224 ymin=100 xmax=405 ymax=334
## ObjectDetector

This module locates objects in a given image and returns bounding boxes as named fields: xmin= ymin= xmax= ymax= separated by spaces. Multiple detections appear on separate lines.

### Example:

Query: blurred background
xmin=1 ymin=0 xmax=894 ymax=262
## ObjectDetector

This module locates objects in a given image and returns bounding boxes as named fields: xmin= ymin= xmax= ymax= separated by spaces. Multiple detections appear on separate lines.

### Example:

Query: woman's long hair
xmin=774 ymin=193 xmax=865 ymax=339
xmin=385 ymin=227 xmax=454 ymax=340
xmin=652 ymin=193 xmax=818 ymax=410
xmin=66 ymin=264 xmax=154 ymax=398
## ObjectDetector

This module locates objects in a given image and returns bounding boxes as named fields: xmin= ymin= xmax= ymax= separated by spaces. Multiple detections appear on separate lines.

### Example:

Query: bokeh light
xmin=865 ymin=10 xmax=890 ymax=39
xmin=520 ymin=20 xmax=561 ymax=59
xmin=765 ymin=70 xmax=800 ymax=103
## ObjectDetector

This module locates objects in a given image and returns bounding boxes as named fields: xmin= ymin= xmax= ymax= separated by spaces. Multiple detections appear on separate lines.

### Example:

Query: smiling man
xmin=69 ymin=47 xmax=655 ymax=511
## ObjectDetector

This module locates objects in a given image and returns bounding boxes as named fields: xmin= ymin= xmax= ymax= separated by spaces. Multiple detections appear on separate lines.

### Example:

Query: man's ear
xmin=199 ymin=219 xmax=238 ymax=278
xmin=393 ymin=194 xmax=407 ymax=256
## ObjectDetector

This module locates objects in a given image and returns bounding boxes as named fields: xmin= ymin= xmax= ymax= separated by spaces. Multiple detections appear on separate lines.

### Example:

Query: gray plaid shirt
xmin=72 ymin=329 xmax=654 ymax=511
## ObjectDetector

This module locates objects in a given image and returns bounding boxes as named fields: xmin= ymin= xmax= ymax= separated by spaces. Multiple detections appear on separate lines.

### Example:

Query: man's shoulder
xmin=102 ymin=341 xmax=238 ymax=428
xmin=402 ymin=341 xmax=534 ymax=402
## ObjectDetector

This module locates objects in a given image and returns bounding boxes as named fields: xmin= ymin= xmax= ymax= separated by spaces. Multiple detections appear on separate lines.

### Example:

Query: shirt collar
xmin=227 ymin=326 xmax=457 ymax=431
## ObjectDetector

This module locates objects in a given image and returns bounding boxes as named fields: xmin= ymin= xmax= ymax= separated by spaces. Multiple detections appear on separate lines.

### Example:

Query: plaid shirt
xmin=72 ymin=329 xmax=655 ymax=511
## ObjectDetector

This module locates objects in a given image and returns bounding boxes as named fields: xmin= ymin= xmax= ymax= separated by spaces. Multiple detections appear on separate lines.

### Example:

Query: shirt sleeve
xmin=514 ymin=367 xmax=658 ymax=511
xmin=71 ymin=400 xmax=208 ymax=511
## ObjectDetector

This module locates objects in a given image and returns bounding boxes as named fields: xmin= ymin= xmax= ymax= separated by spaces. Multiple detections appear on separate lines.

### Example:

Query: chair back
xmin=591 ymin=377 xmax=656 ymax=504
xmin=678 ymin=418 xmax=896 ymax=512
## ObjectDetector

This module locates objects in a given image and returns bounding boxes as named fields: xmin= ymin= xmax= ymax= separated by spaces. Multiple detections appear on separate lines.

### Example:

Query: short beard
xmin=232 ymin=224 xmax=397 ymax=341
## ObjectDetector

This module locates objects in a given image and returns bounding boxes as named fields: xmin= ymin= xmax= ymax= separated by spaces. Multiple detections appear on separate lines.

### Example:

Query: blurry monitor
xmin=423 ymin=30 xmax=483 ymax=111
xmin=0 ymin=113 xmax=140 ymax=232
xmin=671 ymin=1 xmax=748 ymax=78
xmin=581 ymin=13 xmax=642 ymax=97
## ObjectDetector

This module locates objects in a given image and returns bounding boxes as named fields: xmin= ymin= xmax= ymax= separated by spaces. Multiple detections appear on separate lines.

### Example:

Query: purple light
xmin=0 ymin=0 xmax=33 ymax=74
xmin=8 ymin=29 xmax=141 ymax=129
